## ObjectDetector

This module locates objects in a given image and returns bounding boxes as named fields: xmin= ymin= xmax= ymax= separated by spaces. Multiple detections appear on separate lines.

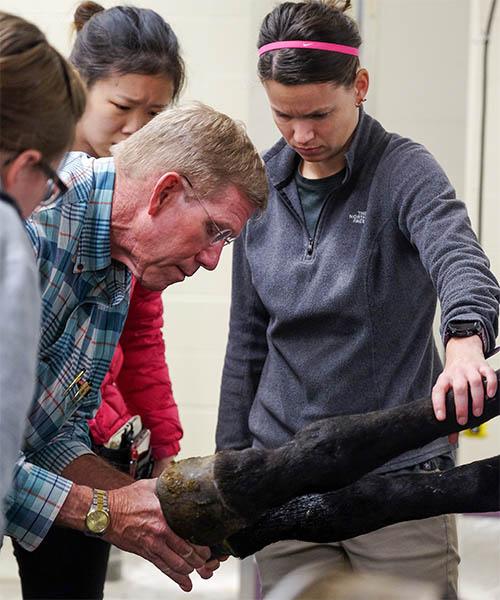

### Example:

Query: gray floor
xmin=0 ymin=539 xmax=241 ymax=600
xmin=0 ymin=515 xmax=498 ymax=600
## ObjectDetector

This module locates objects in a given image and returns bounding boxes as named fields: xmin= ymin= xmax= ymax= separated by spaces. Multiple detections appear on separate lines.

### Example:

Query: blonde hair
xmin=111 ymin=102 xmax=268 ymax=211
xmin=0 ymin=11 xmax=86 ymax=162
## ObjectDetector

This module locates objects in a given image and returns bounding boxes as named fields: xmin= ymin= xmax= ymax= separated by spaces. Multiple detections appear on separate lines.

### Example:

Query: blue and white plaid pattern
xmin=5 ymin=153 xmax=131 ymax=549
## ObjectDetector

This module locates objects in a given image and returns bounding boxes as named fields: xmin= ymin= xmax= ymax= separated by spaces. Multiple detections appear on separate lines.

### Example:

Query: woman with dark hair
xmin=12 ymin=4 xmax=186 ymax=599
xmin=0 ymin=9 xmax=85 ymax=544
xmin=70 ymin=1 xmax=184 ymax=158
xmin=216 ymin=1 xmax=500 ymax=598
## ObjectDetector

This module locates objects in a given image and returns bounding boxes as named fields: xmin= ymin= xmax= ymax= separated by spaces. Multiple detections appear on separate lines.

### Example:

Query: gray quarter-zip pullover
xmin=217 ymin=109 xmax=499 ymax=471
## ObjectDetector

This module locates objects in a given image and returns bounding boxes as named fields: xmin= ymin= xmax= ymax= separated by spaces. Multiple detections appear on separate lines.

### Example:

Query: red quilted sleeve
xmin=115 ymin=279 xmax=182 ymax=459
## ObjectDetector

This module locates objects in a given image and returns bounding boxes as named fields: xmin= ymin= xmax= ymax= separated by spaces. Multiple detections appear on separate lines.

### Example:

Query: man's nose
xmin=196 ymin=242 xmax=224 ymax=271
xmin=292 ymin=121 xmax=314 ymax=145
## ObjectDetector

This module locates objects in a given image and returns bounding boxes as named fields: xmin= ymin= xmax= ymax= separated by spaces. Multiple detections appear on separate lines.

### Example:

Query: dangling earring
xmin=355 ymin=98 xmax=367 ymax=108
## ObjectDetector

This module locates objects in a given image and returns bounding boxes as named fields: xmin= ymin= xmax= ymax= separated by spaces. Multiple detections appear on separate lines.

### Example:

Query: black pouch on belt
xmin=92 ymin=417 xmax=154 ymax=479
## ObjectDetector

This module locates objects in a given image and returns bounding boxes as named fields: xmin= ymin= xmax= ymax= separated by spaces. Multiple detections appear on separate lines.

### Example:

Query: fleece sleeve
xmin=390 ymin=141 xmax=499 ymax=349
xmin=216 ymin=231 xmax=270 ymax=451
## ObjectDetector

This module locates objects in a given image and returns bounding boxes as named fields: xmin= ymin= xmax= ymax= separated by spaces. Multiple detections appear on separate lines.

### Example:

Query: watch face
xmin=86 ymin=509 xmax=110 ymax=534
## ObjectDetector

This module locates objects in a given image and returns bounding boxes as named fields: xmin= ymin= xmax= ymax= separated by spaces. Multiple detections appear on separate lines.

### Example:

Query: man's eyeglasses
xmin=2 ymin=151 xmax=68 ymax=206
xmin=180 ymin=174 xmax=236 ymax=246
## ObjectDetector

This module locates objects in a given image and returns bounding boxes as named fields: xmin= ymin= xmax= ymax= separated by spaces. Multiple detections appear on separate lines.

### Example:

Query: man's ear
xmin=148 ymin=172 xmax=183 ymax=216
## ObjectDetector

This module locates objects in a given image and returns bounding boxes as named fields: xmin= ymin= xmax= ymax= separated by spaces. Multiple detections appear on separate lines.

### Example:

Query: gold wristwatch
xmin=84 ymin=488 xmax=110 ymax=537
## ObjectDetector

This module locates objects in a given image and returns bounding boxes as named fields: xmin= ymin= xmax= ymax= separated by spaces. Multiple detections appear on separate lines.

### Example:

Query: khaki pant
xmin=256 ymin=515 xmax=459 ymax=599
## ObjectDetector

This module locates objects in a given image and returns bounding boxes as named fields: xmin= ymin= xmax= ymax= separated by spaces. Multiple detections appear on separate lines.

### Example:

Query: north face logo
xmin=349 ymin=210 xmax=366 ymax=224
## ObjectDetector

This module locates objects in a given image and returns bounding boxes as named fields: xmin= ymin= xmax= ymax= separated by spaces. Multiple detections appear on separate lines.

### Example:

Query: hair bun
xmin=307 ymin=0 xmax=352 ymax=13
xmin=73 ymin=1 xmax=105 ymax=32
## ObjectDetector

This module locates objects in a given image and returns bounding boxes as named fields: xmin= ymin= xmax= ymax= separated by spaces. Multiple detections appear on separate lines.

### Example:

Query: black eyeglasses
xmin=180 ymin=174 xmax=236 ymax=246
xmin=2 ymin=151 xmax=68 ymax=206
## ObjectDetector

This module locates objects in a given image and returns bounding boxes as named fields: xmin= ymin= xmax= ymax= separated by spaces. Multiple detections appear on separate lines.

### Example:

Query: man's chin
xmin=135 ymin=266 xmax=187 ymax=291
xmin=135 ymin=276 xmax=173 ymax=292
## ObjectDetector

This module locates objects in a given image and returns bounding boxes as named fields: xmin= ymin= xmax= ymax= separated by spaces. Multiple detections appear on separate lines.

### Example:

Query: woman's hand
xmin=431 ymin=335 xmax=497 ymax=444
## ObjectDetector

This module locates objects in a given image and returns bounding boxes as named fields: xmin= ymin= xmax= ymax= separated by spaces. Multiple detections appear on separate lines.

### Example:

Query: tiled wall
xmin=4 ymin=1 xmax=498 ymax=463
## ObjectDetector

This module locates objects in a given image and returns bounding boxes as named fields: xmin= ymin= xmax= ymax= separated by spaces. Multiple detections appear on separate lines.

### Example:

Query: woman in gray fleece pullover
xmin=216 ymin=1 xmax=500 ymax=598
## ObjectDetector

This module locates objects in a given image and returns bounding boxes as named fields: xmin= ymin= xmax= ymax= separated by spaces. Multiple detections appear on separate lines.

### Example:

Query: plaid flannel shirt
xmin=4 ymin=153 xmax=131 ymax=550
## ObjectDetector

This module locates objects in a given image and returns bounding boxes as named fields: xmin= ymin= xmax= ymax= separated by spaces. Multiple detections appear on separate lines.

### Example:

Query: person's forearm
xmin=53 ymin=453 xmax=133 ymax=531
xmin=62 ymin=454 xmax=133 ymax=489
xmin=54 ymin=481 xmax=92 ymax=531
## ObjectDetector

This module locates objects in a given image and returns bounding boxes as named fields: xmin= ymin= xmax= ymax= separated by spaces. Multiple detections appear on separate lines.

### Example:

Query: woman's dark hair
xmin=71 ymin=2 xmax=185 ymax=101
xmin=0 ymin=11 xmax=86 ymax=162
xmin=258 ymin=0 xmax=361 ymax=87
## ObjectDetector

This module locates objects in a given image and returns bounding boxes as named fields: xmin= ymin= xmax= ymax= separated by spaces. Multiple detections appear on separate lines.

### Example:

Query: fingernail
xmin=473 ymin=408 xmax=482 ymax=417
xmin=458 ymin=417 xmax=467 ymax=425
xmin=437 ymin=410 xmax=444 ymax=420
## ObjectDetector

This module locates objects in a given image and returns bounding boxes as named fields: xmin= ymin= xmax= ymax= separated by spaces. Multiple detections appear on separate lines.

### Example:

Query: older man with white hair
xmin=4 ymin=102 xmax=268 ymax=593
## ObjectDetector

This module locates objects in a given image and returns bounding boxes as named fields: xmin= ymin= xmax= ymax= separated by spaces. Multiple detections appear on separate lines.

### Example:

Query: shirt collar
xmin=73 ymin=157 xmax=116 ymax=274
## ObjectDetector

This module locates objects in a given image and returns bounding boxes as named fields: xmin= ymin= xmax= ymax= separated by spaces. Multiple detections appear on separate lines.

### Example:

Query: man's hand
xmin=431 ymin=335 xmax=497 ymax=444
xmin=195 ymin=552 xmax=228 ymax=580
xmin=106 ymin=478 xmax=218 ymax=591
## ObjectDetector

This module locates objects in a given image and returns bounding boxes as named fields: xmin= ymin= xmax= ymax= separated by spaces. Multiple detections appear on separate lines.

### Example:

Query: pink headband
xmin=258 ymin=40 xmax=359 ymax=57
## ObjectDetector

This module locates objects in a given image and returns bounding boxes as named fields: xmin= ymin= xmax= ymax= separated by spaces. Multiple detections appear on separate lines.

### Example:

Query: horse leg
xmin=213 ymin=455 xmax=500 ymax=558
xmin=157 ymin=377 xmax=500 ymax=545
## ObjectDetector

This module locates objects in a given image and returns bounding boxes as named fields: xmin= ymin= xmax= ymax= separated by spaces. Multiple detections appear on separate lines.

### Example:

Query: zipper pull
xmin=307 ymin=238 xmax=314 ymax=255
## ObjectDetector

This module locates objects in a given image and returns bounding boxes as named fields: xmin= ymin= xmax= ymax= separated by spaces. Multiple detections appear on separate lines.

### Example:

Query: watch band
xmin=95 ymin=488 xmax=108 ymax=512
xmin=84 ymin=488 xmax=110 ymax=537
xmin=444 ymin=320 xmax=488 ymax=352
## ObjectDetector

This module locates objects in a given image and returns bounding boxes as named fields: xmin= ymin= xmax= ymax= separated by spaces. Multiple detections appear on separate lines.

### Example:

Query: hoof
xmin=156 ymin=454 xmax=247 ymax=546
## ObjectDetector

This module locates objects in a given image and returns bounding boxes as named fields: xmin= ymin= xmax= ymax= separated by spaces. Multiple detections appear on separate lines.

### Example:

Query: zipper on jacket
xmin=277 ymin=189 xmax=316 ymax=258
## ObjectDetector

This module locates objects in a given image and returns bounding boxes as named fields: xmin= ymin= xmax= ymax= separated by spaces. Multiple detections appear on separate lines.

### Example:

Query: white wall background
xmin=2 ymin=0 xmax=498 ymax=464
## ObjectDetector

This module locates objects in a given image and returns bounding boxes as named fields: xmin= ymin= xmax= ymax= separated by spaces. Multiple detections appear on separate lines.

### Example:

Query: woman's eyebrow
xmin=114 ymin=93 xmax=167 ymax=109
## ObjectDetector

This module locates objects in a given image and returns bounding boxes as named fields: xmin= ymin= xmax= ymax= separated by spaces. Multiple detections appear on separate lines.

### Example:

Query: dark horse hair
xmin=158 ymin=375 xmax=500 ymax=555
xmin=70 ymin=1 xmax=185 ymax=101
xmin=257 ymin=0 xmax=361 ymax=87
